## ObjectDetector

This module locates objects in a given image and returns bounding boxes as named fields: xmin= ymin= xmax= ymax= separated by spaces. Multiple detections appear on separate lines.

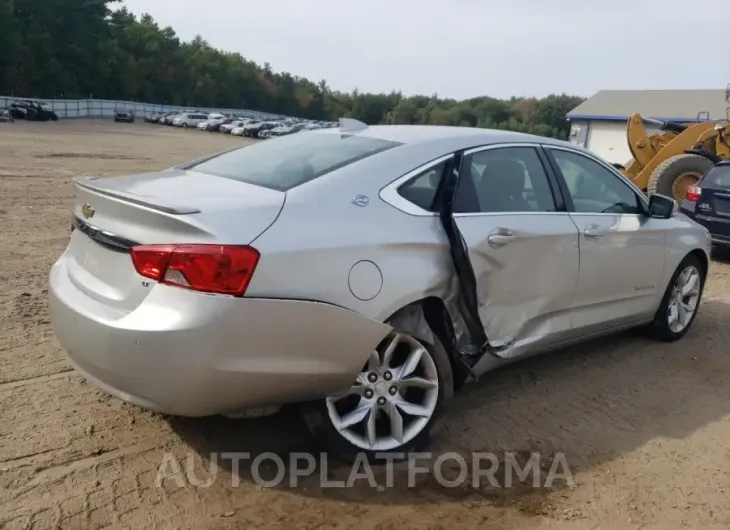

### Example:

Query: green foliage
xmin=0 ymin=0 xmax=585 ymax=138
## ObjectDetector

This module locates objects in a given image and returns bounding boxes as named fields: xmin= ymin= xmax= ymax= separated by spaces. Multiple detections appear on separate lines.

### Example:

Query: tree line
xmin=0 ymin=0 xmax=585 ymax=139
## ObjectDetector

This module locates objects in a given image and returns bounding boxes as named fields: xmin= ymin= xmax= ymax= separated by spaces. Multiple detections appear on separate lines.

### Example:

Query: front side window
xmin=454 ymin=146 xmax=557 ymax=213
xmin=549 ymin=149 xmax=644 ymax=214
xmin=189 ymin=132 xmax=401 ymax=191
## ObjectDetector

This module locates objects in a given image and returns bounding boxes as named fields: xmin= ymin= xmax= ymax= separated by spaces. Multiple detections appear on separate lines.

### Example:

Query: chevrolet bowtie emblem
xmin=81 ymin=203 xmax=95 ymax=219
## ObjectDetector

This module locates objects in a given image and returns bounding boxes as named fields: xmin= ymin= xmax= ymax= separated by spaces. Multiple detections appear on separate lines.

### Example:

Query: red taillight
xmin=130 ymin=244 xmax=260 ymax=296
xmin=686 ymin=186 xmax=702 ymax=202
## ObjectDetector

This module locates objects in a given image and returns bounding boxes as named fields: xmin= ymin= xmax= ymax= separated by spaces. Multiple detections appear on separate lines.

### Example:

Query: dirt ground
xmin=2 ymin=119 xmax=730 ymax=530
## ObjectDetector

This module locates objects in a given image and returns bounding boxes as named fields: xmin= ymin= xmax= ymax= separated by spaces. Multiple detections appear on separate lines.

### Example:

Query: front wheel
xmin=646 ymin=254 xmax=706 ymax=341
xmin=301 ymin=324 xmax=454 ymax=463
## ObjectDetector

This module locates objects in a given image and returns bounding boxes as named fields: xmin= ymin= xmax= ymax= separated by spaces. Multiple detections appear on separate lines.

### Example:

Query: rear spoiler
xmin=173 ymin=145 xmax=243 ymax=171
xmin=73 ymin=176 xmax=201 ymax=215
xmin=73 ymin=145 xmax=246 ymax=215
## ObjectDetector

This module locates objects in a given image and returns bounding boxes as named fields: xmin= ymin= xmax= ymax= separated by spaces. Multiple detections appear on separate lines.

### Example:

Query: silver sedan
xmin=48 ymin=120 xmax=711 ymax=461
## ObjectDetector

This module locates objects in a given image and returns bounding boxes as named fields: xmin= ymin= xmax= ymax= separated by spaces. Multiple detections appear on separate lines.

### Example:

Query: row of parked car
xmin=3 ymin=100 xmax=59 ymax=122
xmin=142 ymin=111 xmax=337 ymax=138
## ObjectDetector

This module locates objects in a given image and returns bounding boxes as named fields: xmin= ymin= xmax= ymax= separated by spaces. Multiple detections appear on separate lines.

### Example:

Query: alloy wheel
xmin=325 ymin=333 xmax=439 ymax=452
xmin=668 ymin=265 xmax=701 ymax=333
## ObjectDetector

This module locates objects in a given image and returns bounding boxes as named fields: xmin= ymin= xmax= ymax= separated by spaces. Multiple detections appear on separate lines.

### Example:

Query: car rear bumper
xmin=48 ymin=255 xmax=390 ymax=417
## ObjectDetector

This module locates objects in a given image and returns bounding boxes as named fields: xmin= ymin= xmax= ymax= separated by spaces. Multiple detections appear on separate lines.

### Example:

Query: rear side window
xmin=398 ymin=160 xmax=448 ymax=212
xmin=702 ymin=164 xmax=730 ymax=189
xmin=189 ymin=132 xmax=401 ymax=191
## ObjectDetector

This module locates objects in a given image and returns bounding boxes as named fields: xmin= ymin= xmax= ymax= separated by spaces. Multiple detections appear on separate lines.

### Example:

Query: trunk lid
xmin=65 ymin=169 xmax=285 ymax=312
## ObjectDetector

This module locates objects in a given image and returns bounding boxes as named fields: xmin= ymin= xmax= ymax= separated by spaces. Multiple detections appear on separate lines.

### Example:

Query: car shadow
xmin=168 ymin=297 xmax=730 ymax=513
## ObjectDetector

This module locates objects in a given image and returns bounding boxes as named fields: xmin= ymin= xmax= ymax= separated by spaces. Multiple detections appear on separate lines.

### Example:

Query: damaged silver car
xmin=48 ymin=119 xmax=711 ymax=461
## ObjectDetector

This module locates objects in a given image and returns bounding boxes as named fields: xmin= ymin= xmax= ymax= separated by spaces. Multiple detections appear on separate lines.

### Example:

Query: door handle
xmin=487 ymin=228 xmax=517 ymax=248
xmin=583 ymin=225 xmax=607 ymax=238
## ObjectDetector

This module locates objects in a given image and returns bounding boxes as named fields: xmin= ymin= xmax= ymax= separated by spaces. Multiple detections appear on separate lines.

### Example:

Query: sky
xmin=121 ymin=0 xmax=730 ymax=100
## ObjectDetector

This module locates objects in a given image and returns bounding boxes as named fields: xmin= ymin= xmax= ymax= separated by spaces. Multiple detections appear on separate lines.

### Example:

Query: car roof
xmin=312 ymin=124 xmax=573 ymax=150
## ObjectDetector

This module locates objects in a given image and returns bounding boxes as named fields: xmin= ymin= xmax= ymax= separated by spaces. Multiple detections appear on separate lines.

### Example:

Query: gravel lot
xmin=2 ymin=119 xmax=730 ymax=530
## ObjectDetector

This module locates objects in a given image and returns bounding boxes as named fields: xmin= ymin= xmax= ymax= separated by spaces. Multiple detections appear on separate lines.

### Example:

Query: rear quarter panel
xmin=245 ymin=143 xmax=460 ymax=322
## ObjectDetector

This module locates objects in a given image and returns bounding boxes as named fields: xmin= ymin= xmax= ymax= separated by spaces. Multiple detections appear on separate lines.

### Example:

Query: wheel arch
xmin=384 ymin=296 xmax=469 ymax=389
xmin=687 ymin=247 xmax=709 ymax=277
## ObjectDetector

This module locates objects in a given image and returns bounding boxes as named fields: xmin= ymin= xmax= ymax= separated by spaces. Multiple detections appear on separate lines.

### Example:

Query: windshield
xmin=189 ymin=132 xmax=401 ymax=191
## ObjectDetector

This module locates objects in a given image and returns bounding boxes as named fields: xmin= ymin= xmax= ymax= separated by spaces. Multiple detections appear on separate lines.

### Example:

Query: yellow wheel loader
xmin=616 ymin=85 xmax=730 ymax=202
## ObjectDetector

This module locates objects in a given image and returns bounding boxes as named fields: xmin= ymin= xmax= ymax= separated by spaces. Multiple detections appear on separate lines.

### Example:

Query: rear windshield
xmin=188 ymin=132 xmax=401 ymax=191
xmin=702 ymin=164 xmax=730 ymax=189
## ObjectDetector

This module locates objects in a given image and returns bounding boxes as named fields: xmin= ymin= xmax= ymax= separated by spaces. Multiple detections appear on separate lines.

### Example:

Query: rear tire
xmin=646 ymin=254 xmax=706 ymax=341
xmin=647 ymin=154 xmax=714 ymax=202
xmin=301 ymin=309 xmax=454 ymax=464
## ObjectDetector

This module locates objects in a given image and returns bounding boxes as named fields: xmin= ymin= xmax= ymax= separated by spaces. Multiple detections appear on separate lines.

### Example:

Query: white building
xmin=566 ymin=89 xmax=729 ymax=165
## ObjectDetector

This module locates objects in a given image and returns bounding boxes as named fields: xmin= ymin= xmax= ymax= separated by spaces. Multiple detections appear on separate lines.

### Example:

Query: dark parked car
xmin=114 ymin=109 xmax=135 ymax=123
xmin=680 ymin=160 xmax=730 ymax=247
xmin=243 ymin=121 xmax=277 ymax=137
xmin=9 ymin=101 xmax=58 ymax=121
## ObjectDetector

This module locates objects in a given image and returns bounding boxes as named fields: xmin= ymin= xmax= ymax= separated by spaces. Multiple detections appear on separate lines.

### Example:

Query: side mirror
xmin=648 ymin=194 xmax=677 ymax=219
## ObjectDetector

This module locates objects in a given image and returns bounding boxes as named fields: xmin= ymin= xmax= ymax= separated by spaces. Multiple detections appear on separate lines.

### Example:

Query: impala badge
xmin=81 ymin=203 xmax=95 ymax=219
